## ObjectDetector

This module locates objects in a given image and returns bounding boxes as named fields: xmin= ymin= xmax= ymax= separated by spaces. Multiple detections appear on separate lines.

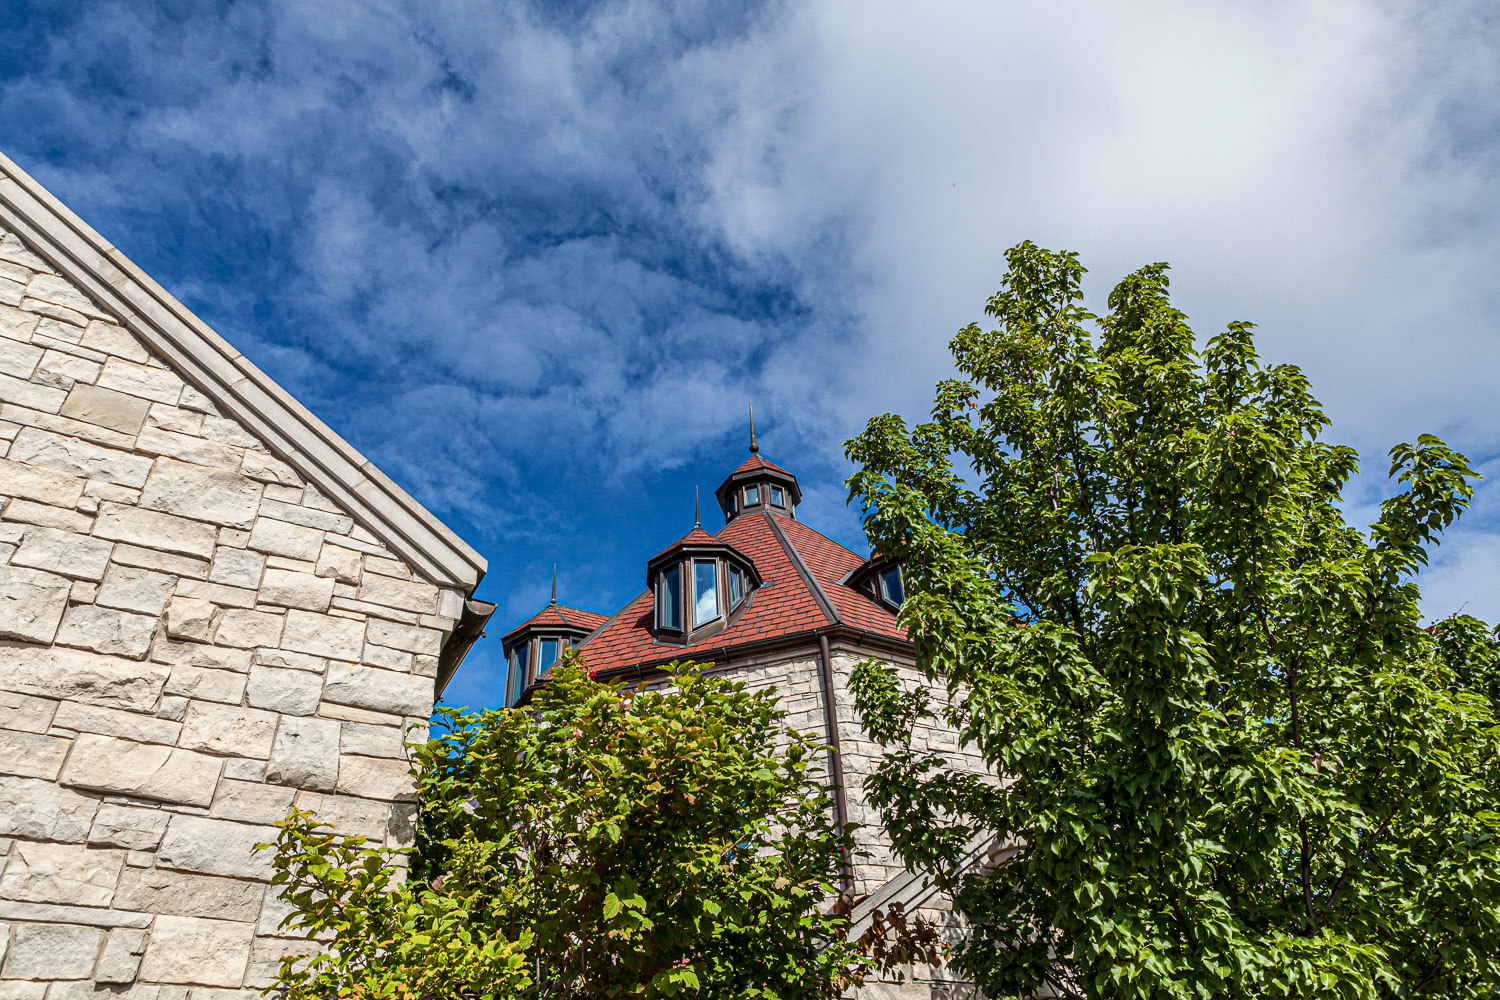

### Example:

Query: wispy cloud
xmin=4 ymin=1 xmax=1498 ymax=707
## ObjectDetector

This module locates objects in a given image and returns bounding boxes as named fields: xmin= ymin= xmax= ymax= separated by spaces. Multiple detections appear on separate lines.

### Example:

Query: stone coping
xmin=0 ymin=150 xmax=486 ymax=591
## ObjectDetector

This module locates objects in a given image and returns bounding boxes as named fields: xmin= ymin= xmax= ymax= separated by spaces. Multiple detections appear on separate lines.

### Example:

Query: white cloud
xmin=683 ymin=0 xmax=1500 ymax=616
xmin=6 ymin=0 xmax=1499 ymax=643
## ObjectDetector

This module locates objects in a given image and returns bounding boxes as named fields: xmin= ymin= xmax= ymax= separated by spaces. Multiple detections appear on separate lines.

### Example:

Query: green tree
xmin=260 ymin=657 xmax=866 ymax=999
xmin=846 ymin=242 xmax=1500 ymax=998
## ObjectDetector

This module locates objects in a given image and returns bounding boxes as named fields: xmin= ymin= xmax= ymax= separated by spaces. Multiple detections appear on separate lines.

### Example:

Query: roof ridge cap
xmin=763 ymin=509 xmax=841 ymax=628
xmin=573 ymin=589 xmax=651 ymax=653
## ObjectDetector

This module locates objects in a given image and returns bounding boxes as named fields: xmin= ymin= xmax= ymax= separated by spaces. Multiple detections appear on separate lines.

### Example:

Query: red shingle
xmin=729 ymin=453 xmax=793 ymax=478
xmin=575 ymin=510 xmax=907 ymax=675
xmin=502 ymin=603 xmax=609 ymax=642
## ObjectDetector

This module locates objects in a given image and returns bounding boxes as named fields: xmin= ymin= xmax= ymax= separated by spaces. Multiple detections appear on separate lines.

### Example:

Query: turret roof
xmin=728 ymin=452 xmax=793 ymax=478
xmin=502 ymin=603 xmax=608 ymax=643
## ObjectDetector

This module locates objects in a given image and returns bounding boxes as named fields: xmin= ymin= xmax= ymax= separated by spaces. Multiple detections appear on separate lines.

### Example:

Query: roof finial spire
xmin=749 ymin=401 xmax=759 ymax=454
xmin=694 ymin=486 xmax=701 ymax=527
xmin=550 ymin=564 xmax=557 ymax=605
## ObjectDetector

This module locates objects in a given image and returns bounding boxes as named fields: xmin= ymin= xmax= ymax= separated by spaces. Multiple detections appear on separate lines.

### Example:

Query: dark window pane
xmin=881 ymin=566 xmax=904 ymax=606
xmin=659 ymin=566 xmax=682 ymax=629
xmin=745 ymin=485 xmax=759 ymax=505
xmin=507 ymin=650 xmax=523 ymax=704
xmin=693 ymin=560 xmax=720 ymax=626
xmin=516 ymin=643 xmax=530 ymax=686
xmin=728 ymin=567 xmax=744 ymax=608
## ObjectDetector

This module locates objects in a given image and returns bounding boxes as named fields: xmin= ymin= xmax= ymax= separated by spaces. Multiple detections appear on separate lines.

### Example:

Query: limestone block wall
xmin=653 ymin=645 xmax=995 ymax=1000
xmin=826 ymin=648 xmax=994 ymax=896
xmin=0 ymin=226 xmax=468 ymax=997
xmin=634 ymin=643 xmax=993 ymax=898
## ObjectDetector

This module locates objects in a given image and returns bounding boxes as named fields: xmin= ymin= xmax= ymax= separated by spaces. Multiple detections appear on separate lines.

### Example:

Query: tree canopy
xmin=260 ymin=657 xmax=865 ymax=999
xmin=847 ymin=242 xmax=1500 ymax=998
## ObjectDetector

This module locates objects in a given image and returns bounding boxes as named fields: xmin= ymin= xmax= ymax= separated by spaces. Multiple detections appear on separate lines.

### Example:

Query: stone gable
xmin=0 ymin=222 xmax=472 ymax=994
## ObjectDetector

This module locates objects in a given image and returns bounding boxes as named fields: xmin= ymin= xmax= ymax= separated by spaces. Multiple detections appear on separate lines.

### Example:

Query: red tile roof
xmin=729 ymin=453 xmax=793 ymax=478
xmin=779 ymin=518 xmax=906 ymax=639
xmin=502 ymin=603 xmax=609 ymax=642
xmin=575 ymin=510 xmax=908 ymax=675
xmin=649 ymin=525 xmax=731 ymax=563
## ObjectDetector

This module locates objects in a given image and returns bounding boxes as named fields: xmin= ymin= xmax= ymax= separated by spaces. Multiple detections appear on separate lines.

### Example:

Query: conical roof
xmin=501 ymin=603 xmax=608 ymax=643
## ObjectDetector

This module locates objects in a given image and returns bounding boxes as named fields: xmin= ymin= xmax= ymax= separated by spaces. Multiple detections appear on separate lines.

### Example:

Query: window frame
xmin=728 ymin=565 xmax=745 ymax=609
xmin=657 ymin=564 xmax=683 ymax=631
xmin=512 ymin=642 xmax=530 ymax=691
xmin=650 ymin=548 xmax=759 ymax=644
xmin=770 ymin=484 xmax=785 ymax=507
xmin=878 ymin=565 xmax=905 ymax=606
xmin=691 ymin=558 xmax=722 ymax=628
xmin=538 ymin=637 xmax=560 ymax=678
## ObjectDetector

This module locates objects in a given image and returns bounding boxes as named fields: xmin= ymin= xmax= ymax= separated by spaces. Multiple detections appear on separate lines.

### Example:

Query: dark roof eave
xmin=435 ymin=598 xmax=498 ymax=698
xmin=581 ymin=623 xmax=914 ymax=685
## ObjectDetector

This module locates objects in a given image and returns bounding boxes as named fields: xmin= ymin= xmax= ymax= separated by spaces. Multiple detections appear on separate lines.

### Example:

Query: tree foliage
xmin=260 ymin=656 xmax=866 ymax=999
xmin=846 ymin=242 xmax=1500 ymax=998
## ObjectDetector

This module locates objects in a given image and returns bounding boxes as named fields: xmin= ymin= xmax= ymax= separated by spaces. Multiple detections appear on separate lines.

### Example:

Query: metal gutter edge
xmin=763 ymin=510 xmax=842 ymax=627
xmin=435 ymin=599 xmax=498 ymax=698
xmin=818 ymin=633 xmax=854 ymax=898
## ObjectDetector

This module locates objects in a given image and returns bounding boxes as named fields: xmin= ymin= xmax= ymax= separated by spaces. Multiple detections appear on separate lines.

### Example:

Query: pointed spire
xmin=550 ymin=565 xmax=557 ymax=605
xmin=694 ymin=486 xmax=701 ymax=527
xmin=749 ymin=401 xmax=759 ymax=454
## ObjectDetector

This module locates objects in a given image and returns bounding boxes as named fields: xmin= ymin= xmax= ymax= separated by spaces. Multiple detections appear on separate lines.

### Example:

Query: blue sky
xmin=3 ymin=1 xmax=1499 ymax=709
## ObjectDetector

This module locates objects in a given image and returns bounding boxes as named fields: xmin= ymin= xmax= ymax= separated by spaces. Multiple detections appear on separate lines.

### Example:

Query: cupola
xmin=715 ymin=406 xmax=801 ymax=523
xmin=501 ymin=569 xmax=607 ymax=704
xmin=648 ymin=495 xmax=761 ymax=644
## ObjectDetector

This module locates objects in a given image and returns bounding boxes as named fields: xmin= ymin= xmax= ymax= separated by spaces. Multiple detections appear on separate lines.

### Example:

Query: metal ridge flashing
xmin=0 ymin=150 xmax=486 ymax=591
xmin=763 ymin=509 xmax=841 ymax=627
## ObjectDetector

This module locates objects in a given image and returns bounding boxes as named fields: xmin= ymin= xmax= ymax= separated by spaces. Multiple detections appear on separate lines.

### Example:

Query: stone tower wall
xmin=632 ymin=643 xmax=992 ymax=998
xmin=0 ymin=226 xmax=468 ymax=997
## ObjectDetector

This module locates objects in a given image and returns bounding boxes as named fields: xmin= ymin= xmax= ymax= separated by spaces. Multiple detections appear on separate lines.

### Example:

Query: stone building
xmin=0 ymin=151 xmax=493 ymax=994
xmin=497 ymin=426 xmax=999 ymax=997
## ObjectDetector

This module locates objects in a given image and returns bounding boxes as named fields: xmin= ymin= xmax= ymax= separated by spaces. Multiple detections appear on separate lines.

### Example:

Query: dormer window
xmin=849 ymin=556 xmax=905 ymax=612
xmin=771 ymin=485 xmax=785 ymax=506
xmin=880 ymin=565 xmax=904 ymax=605
xmin=538 ymin=638 xmax=560 ymax=675
xmin=507 ymin=643 xmax=529 ymax=703
xmin=648 ymin=533 xmax=761 ymax=645
xmin=745 ymin=485 xmax=760 ymax=506
xmin=501 ymin=595 xmax=608 ymax=706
